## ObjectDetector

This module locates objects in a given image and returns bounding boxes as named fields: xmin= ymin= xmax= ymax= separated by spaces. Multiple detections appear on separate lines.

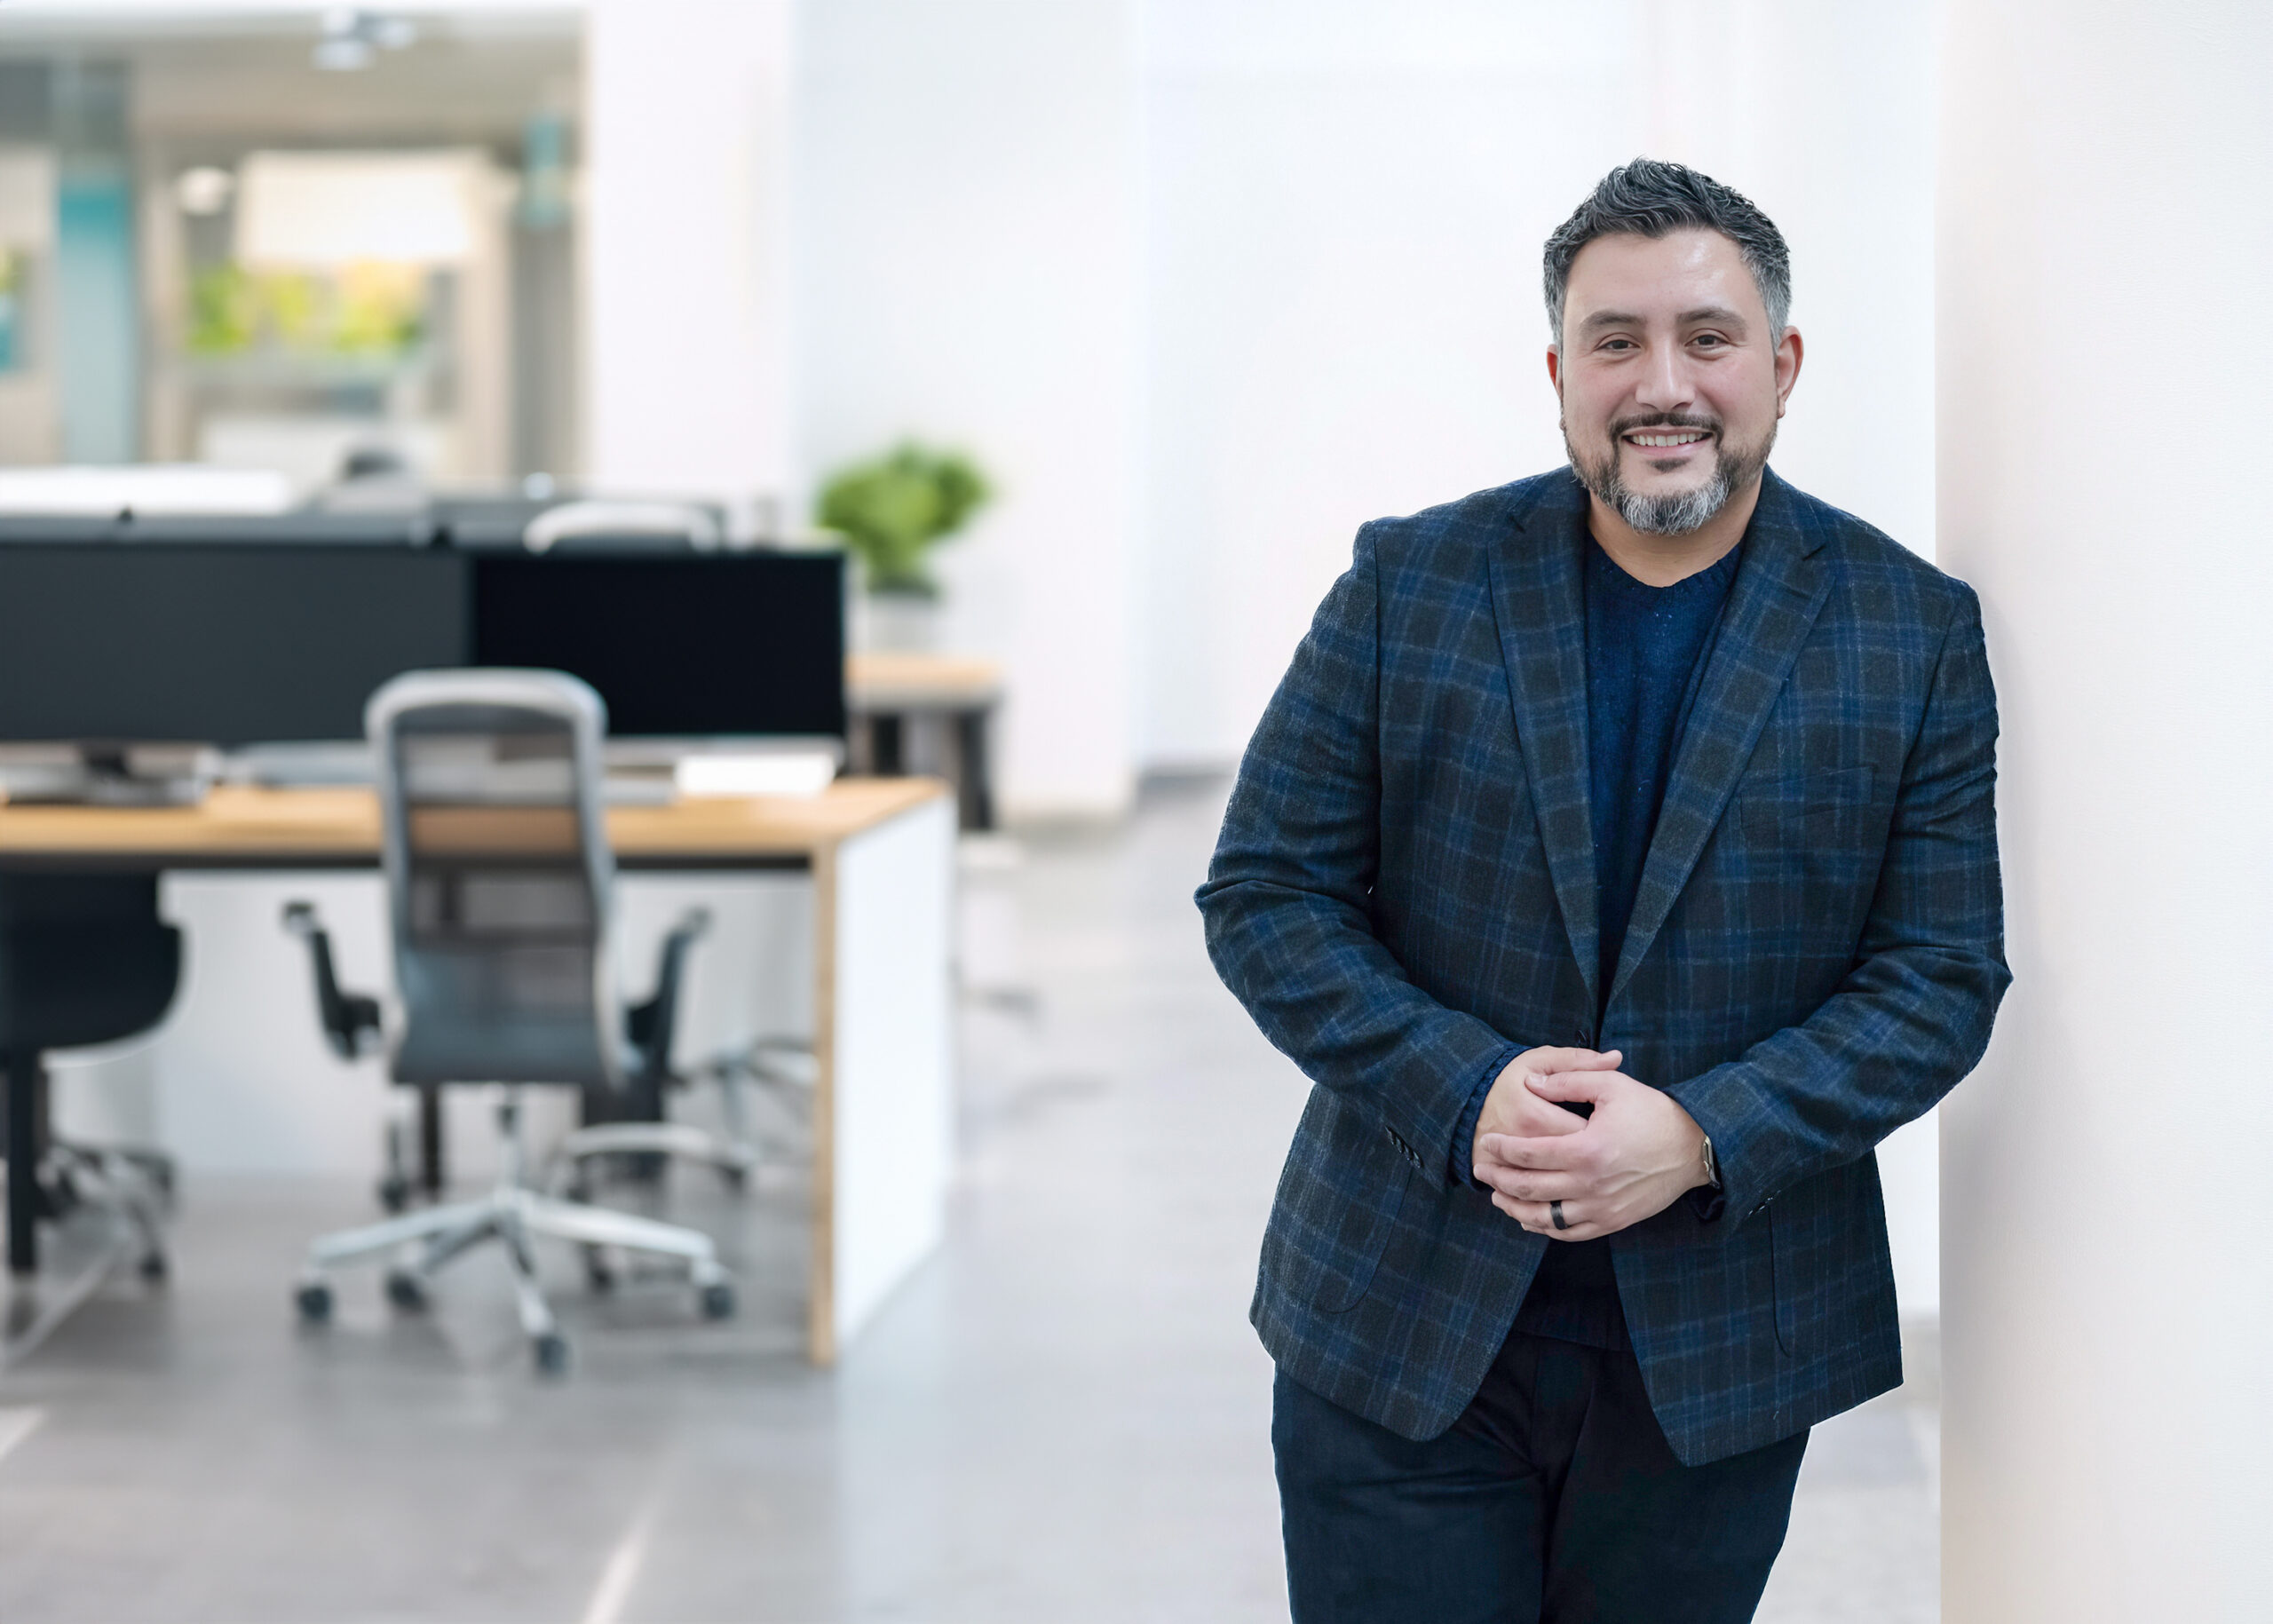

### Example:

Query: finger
xmin=1507 ymin=1093 xmax=1590 ymax=1137
xmin=1522 ymin=1047 xmax=1624 ymax=1073
xmin=1477 ymin=1131 xmax=1588 ymax=1171
xmin=1525 ymin=1066 xmax=1623 ymax=1105
xmin=1471 ymin=1161 xmax=1585 ymax=1203
xmin=1493 ymin=1192 xmax=1606 ymax=1240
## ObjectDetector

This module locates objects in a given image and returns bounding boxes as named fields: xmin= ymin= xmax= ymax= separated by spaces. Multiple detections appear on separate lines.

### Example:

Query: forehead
xmin=1564 ymin=228 xmax=1762 ymax=323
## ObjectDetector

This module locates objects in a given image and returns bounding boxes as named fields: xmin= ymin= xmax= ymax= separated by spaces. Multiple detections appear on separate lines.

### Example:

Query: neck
xmin=1586 ymin=471 xmax=1762 ymax=587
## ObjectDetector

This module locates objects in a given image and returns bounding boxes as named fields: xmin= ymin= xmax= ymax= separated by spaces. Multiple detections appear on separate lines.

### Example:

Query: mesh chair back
xmin=368 ymin=669 xmax=622 ymax=1088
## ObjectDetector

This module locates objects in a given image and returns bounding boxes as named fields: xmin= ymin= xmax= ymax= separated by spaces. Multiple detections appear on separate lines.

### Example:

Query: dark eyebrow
xmin=1579 ymin=305 xmax=1753 ymax=333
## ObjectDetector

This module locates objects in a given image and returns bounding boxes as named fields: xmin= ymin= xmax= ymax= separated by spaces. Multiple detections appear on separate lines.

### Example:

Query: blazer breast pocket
xmin=1739 ymin=764 xmax=1879 ymax=844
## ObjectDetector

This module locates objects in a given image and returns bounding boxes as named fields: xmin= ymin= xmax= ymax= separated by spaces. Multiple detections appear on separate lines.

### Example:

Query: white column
xmin=796 ymin=0 xmax=1142 ymax=820
xmin=583 ymin=0 xmax=792 ymax=521
xmin=1936 ymin=4 xmax=2273 ymax=1619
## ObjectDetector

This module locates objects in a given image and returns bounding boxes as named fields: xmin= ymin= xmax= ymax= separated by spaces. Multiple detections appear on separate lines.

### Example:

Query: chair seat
xmin=0 ymin=923 xmax=182 ymax=1054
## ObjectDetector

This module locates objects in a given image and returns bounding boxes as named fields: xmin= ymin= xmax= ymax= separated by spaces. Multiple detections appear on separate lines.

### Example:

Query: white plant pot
xmin=859 ymin=590 xmax=944 ymax=654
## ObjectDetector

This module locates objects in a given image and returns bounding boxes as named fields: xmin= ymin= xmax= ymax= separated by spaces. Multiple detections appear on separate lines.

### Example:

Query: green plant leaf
xmin=815 ymin=440 xmax=994 ymax=595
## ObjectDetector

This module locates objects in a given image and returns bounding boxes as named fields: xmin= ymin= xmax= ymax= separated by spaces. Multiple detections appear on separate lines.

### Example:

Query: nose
xmin=1634 ymin=343 xmax=1697 ymax=415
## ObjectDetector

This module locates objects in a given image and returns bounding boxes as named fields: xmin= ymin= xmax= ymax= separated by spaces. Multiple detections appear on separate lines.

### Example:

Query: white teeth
xmin=1629 ymin=432 xmax=1707 ymax=448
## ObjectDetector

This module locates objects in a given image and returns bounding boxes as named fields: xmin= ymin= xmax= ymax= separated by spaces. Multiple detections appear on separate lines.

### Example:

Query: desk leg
xmin=806 ymin=795 xmax=956 ymax=1363
xmin=954 ymin=708 xmax=994 ymax=831
xmin=870 ymin=714 xmax=905 ymax=778
xmin=4 ymin=1051 xmax=40 ymax=1276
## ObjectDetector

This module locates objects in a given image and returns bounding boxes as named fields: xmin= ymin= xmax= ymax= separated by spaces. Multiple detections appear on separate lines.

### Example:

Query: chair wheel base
xmin=699 ymin=1281 xmax=736 ymax=1321
xmin=532 ymin=1332 xmax=571 ymax=1375
xmin=296 ymin=1280 xmax=334 ymax=1323
xmin=384 ymin=1270 xmax=428 ymax=1311
xmin=376 ymin=1176 xmax=411 ymax=1216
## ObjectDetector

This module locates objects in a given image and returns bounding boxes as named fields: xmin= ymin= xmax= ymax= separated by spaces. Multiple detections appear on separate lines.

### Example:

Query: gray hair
xmin=1542 ymin=158 xmax=1791 ymax=345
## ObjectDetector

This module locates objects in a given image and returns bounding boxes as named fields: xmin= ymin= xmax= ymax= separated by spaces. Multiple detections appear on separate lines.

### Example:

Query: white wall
xmin=1638 ymin=0 xmax=1937 ymax=560
xmin=794 ymin=0 xmax=1143 ymax=820
xmin=1136 ymin=3 xmax=1643 ymax=767
xmin=584 ymin=0 xmax=792 ymax=519
xmin=1135 ymin=0 xmax=1938 ymax=759
xmin=1936 ymin=3 xmax=2273 ymax=1617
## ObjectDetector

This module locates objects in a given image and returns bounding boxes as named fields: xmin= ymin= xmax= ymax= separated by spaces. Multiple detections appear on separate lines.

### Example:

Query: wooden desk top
xmin=0 ymin=778 xmax=946 ymax=867
xmin=846 ymin=652 xmax=1004 ymax=709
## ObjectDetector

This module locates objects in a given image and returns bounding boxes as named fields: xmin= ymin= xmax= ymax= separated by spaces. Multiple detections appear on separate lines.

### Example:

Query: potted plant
xmin=816 ymin=441 xmax=992 ymax=650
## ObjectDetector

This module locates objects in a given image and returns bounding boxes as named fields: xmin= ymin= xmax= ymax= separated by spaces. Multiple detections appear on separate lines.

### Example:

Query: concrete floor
xmin=0 ymin=775 xmax=1937 ymax=1621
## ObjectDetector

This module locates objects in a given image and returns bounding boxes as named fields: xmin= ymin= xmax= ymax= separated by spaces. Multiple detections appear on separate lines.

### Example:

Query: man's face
xmin=1549 ymin=227 xmax=1800 ymax=535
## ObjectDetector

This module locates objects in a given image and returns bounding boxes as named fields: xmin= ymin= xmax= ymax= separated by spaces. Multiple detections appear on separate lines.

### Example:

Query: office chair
xmin=0 ymin=873 xmax=178 ymax=1281
xmin=279 ymin=901 xmax=422 ymax=1213
xmin=289 ymin=669 xmax=733 ymax=1373
xmin=285 ymin=899 xmax=765 ymax=1232
xmin=542 ymin=906 xmax=772 ymax=1228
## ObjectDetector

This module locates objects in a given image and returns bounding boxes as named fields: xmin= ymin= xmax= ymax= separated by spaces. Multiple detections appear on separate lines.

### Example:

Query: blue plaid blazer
xmin=1197 ymin=466 xmax=2008 ymax=1466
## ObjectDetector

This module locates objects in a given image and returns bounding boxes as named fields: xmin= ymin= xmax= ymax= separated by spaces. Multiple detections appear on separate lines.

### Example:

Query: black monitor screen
xmin=471 ymin=552 xmax=845 ymax=739
xmin=0 ymin=544 xmax=466 ymax=744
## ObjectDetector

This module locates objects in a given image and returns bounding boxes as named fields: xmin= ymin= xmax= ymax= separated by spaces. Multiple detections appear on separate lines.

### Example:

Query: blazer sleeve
xmin=1665 ymin=584 xmax=2011 ymax=1225
xmin=1195 ymin=522 xmax=1521 ymax=1191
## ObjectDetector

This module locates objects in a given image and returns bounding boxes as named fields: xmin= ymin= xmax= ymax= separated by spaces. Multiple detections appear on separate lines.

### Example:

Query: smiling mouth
xmin=1623 ymin=430 xmax=1712 ymax=450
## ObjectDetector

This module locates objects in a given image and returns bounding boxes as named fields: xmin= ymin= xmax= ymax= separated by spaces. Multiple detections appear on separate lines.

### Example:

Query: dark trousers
xmin=1274 ymin=1332 xmax=1808 ymax=1624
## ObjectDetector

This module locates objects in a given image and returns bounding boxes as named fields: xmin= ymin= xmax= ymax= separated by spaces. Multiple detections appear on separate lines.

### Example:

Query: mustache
xmin=1608 ymin=412 xmax=1721 ymax=440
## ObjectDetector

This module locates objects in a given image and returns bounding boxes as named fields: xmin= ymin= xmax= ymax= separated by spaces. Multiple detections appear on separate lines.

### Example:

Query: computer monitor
xmin=469 ymin=551 xmax=845 ymax=741
xmin=0 ymin=543 xmax=466 ymax=746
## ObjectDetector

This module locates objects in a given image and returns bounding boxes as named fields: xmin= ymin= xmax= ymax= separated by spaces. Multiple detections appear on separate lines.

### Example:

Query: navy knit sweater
xmin=1453 ymin=525 xmax=1742 ymax=1351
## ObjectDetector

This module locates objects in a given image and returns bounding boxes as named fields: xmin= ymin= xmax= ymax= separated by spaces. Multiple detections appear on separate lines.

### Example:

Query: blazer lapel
xmin=1485 ymin=473 xmax=1600 ymax=1010
xmin=1604 ymin=470 xmax=1833 ymax=1013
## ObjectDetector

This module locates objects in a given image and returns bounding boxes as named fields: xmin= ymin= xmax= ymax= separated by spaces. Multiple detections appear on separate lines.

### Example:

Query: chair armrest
xmin=281 ymin=900 xmax=384 ymax=1061
xmin=625 ymin=907 xmax=712 ymax=1081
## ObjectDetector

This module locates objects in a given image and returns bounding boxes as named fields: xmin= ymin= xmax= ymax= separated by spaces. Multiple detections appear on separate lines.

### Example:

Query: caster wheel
xmin=296 ymin=1281 xmax=334 ymax=1323
xmin=699 ymin=1281 xmax=736 ymax=1321
xmin=718 ymin=1164 xmax=748 ymax=1192
xmin=582 ymin=1248 xmax=615 ymax=1294
xmin=376 ymin=1176 xmax=410 ymax=1216
xmin=565 ymin=1178 xmax=593 ymax=1206
xmin=532 ymin=1333 xmax=571 ymax=1375
xmin=384 ymin=1270 xmax=429 ymax=1311
xmin=139 ymin=1251 xmax=170 ymax=1283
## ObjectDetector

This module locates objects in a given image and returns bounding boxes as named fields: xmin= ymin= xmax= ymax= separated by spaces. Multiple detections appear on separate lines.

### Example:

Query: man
xmin=1196 ymin=158 xmax=2008 ymax=1621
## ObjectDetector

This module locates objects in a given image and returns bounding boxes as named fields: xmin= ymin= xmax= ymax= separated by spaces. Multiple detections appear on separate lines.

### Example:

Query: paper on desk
xmin=673 ymin=753 xmax=837 ymax=799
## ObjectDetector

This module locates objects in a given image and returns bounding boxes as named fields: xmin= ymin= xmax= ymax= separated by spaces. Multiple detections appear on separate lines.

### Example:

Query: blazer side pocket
xmin=1766 ymin=1199 xmax=1797 ymax=1356
xmin=1263 ymin=1091 xmax=1418 ymax=1315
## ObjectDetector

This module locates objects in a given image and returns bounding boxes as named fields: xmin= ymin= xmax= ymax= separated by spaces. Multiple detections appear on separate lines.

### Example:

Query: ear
xmin=1547 ymin=345 xmax=1563 ymax=395
xmin=1773 ymin=325 xmax=1803 ymax=418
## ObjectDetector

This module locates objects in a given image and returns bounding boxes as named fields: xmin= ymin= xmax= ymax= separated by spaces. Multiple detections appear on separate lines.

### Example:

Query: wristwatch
xmin=1699 ymin=1134 xmax=1723 ymax=1190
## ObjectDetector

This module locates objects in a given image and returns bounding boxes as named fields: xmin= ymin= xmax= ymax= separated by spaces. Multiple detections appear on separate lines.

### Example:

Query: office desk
xmin=847 ymin=654 xmax=1004 ymax=831
xmin=0 ymin=780 xmax=955 ymax=1363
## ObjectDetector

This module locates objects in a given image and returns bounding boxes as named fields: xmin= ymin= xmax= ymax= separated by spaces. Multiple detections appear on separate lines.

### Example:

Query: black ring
xmin=1549 ymin=1200 xmax=1568 ymax=1232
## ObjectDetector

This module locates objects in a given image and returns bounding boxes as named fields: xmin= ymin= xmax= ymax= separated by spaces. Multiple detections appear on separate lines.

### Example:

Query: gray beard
xmin=1567 ymin=422 xmax=1776 ymax=535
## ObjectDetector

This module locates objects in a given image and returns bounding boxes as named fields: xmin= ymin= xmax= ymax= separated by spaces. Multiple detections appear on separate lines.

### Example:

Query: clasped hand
xmin=1469 ymin=1048 xmax=1707 ymax=1242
